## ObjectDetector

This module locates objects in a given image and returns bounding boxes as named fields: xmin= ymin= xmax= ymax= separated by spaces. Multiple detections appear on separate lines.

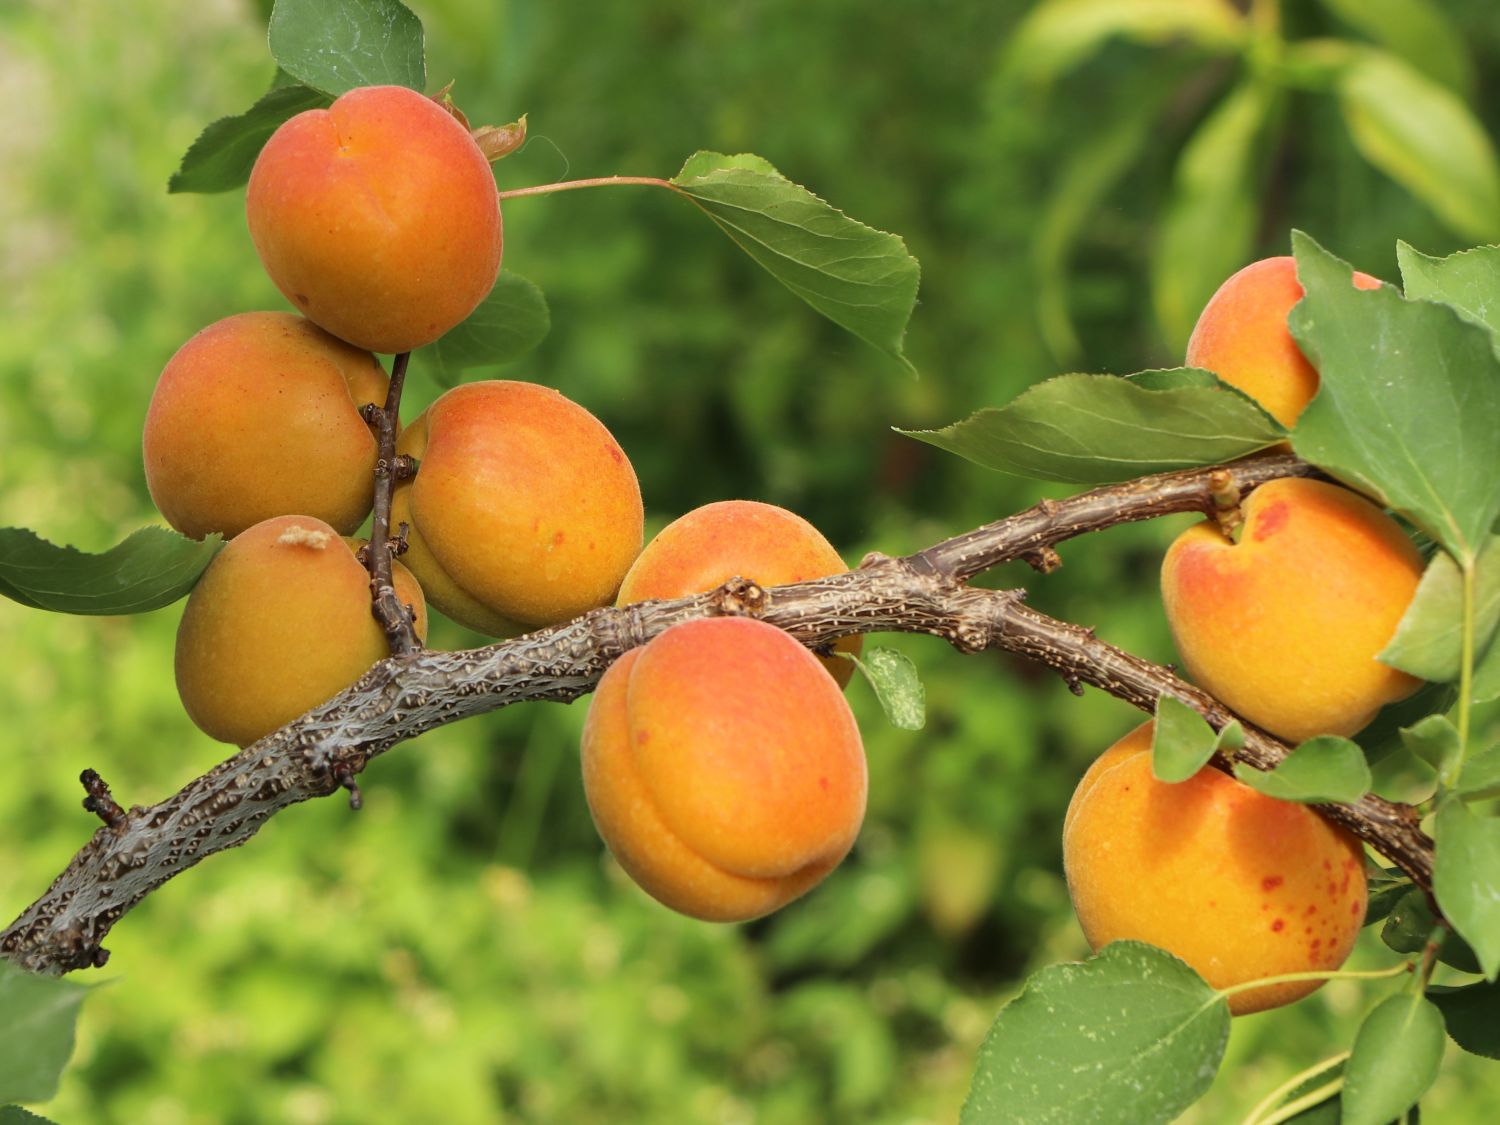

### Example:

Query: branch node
xmin=331 ymin=761 xmax=364 ymax=812
xmin=91 ymin=946 xmax=111 ymax=968
xmin=710 ymin=576 xmax=767 ymax=617
xmin=79 ymin=769 xmax=127 ymax=829
xmin=358 ymin=402 xmax=381 ymax=427
xmin=392 ymin=454 xmax=419 ymax=482
xmin=1023 ymin=546 xmax=1063 ymax=574
xmin=1209 ymin=468 xmax=1243 ymax=537
xmin=858 ymin=550 xmax=896 ymax=569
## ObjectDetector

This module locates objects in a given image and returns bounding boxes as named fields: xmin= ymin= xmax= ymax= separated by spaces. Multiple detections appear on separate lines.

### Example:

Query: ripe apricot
xmin=615 ymin=500 xmax=861 ymax=686
xmin=175 ymin=515 xmax=427 ymax=746
xmin=581 ymin=617 xmax=867 ymax=922
xmin=1064 ymin=722 xmax=1366 ymax=1015
xmin=1187 ymin=256 xmax=1381 ymax=427
xmin=144 ymin=312 xmax=388 ymax=540
xmin=247 ymin=84 xmax=502 ymax=354
xmin=1161 ymin=478 xmax=1422 ymax=743
xmin=395 ymin=380 xmax=642 ymax=632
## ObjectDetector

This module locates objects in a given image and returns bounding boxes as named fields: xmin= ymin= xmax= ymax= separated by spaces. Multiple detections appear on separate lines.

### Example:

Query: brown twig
xmin=363 ymin=351 xmax=422 ymax=657
xmin=0 ymin=455 xmax=1431 ymax=975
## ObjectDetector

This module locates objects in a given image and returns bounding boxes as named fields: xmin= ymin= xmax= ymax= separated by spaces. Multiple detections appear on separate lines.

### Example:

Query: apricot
xmin=175 ymin=514 xmax=427 ymax=746
xmin=1063 ymin=722 xmax=1367 ymax=1015
xmin=396 ymin=380 xmax=643 ymax=632
xmin=1186 ymin=256 xmax=1381 ymax=427
xmin=581 ymin=616 xmax=867 ymax=922
xmin=1162 ymin=478 xmax=1422 ymax=743
xmin=143 ymin=312 xmax=388 ymax=540
xmin=616 ymin=500 xmax=861 ymax=687
xmin=246 ymin=84 xmax=502 ymax=355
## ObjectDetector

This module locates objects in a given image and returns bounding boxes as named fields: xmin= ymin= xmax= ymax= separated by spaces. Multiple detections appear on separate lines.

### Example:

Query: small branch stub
xmin=79 ymin=769 xmax=126 ymax=828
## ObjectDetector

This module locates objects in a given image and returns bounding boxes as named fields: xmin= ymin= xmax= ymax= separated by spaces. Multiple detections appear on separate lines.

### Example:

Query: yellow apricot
xmin=143 ymin=312 xmax=388 ymax=540
xmin=616 ymin=500 xmax=861 ymax=687
xmin=397 ymin=380 xmax=643 ymax=632
xmin=175 ymin=515 xmax=427 ymax=746
xmin=1187 ymin=256 xmax=1381 ymax=427
xmin=1064 ymin=722 xmax=1367 ymax=1015
xmin=581 ymin=617 xmax=867 ymax=922
xmin=1161 ymin=478 xmax=1422 ymax=743
xmin=247 ymin=84 xmax=502 ymax=354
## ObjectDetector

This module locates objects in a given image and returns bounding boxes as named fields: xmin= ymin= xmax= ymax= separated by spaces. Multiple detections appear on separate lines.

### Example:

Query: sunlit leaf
xmin=1397 ymin=241 xmax=1500 ymax=342
xmin=901 ymin=370 xmax=1283 ymax=484
xmin=1381 ymin=539 xmax=1500 ymax=683
xmin=1318 ymin=0 xmax=1473 ymax=94
xmin=0 ymin=527 xmax=222 ymax=615
xmin=268 ymin=0 xmax=426 ymax=97
xmin=1433 ymin=797 xmax=1500 ymax=979
xmin=1338 ymin=49 xmax=1500 ymax=241
xmin=961 ymin=941 xmax=1228 ymax=1125
xmin=0 ymin=963 xmax=91 ymax=1105
xmin=670 ymin=152 xmax=919 ymax=374
xmin=1340 ymin=993 xmax=1445 ymax=1125
xmin=847 ymin=647 xmax=926 ymax=731
xmin=1151 ymin=695 xmax=1217 ymax=783
xmin=1232 ymin=736 xmax=1371 ymax=804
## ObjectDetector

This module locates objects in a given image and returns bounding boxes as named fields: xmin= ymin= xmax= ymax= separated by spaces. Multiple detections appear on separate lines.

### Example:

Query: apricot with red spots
xmin=615 ymin=500 xmax=861 ymax=686
xmin=581 ymin=617 xmax=867 ymax=922
xmin=1063 ymin=722 xmax=1366 ymax=1015
xmin=1161 ymin=477 xmax=1423 ymax=743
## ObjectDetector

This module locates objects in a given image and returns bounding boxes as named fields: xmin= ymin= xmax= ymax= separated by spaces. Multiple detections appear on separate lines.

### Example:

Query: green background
xmin=1 ymin=0 xmax=1497 ymax=1120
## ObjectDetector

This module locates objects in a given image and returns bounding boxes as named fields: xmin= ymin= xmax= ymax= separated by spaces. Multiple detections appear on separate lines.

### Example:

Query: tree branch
xmin=361 ymin=351 xmax=422 ymax=658
xmin=1 ymin=454 xmax=1431 ymax=975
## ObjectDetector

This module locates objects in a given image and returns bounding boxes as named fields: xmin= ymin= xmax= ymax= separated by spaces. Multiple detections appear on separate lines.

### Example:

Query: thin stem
xmin=1253 ymin=1078 xmax=1343 ymax=1125
xmin=1241 ymin=1052 xmax=1350 ymax=1125
xmin=365 ymin=351 xmax=421 ymax=657
xmin=497 ymin=176 xmax=677 ymax=201
xmin=1216 ymin=959 xmax=1412 ymax=1003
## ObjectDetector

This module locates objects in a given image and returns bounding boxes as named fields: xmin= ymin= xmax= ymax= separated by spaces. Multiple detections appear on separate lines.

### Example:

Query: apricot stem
xmin=1240 ymin=1051 xmax=1350 ymax=1125
xmin=496 ymin=176 xmax=678 ymax=201
xmin=1216 ymin=958 xmax=1411 ymax=1004
xmin=1251 ymin=1078 xmax=1343 ymax=1125
xmin=365 ymin=351 xmax=422 ymax=656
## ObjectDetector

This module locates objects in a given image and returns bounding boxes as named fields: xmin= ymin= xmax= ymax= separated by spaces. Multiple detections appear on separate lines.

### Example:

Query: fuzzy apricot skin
xmin=1064 ymin=722 xmax=1367 ymax=1015
xmin=1186 ymin=256 xmax=1381 ymax=427
xmin=175 ymin=515 xmax=427 ymax=747
xmin=1162 ymin=478 xmax=1423 ymax=744
xmin=395 ymin=380 xmax=643 ymax=633
xmin=581 ymin=617 xmax=867 ymax=922
xmin=143 ymin=312 xmax=388 ymax=540
xmin=615 ymin=500 xmax=862 ymax=687
xmin=246 ymin=84 xmax=502 ymax=355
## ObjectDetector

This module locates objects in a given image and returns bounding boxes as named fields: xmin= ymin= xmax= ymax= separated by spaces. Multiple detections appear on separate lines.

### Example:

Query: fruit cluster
xmin=143 ymin=84 xmax=866 ymax=923
xmin=1063 ymin=257 xmax=1423 ymax=1014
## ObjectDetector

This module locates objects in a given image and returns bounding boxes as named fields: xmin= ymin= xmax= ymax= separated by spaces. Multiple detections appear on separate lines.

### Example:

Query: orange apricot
xmin=396 ymin=380 xmax=642 ymax=632
xmin=143 ymin=312 xmax=387 ymax=540
xmin=1186 ymin=256 xmax=1381 ymax=427
xmin=1064 ymin=722 xmax=1367 ymax=1015
xmin=616 ymin=500 xmax=861 ymax=687
xmin=246 ymin=84 xmax=502 ymax=354
xmin=175 ymin=514 xmax=427 ymax=746
xmin=581 ymin=617 xmax=867 ymax=922
xmin=1162 ymin=478 xmax=1423 ymax=743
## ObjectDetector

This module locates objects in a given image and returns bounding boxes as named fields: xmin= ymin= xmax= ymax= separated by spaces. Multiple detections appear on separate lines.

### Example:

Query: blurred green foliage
xmin=2 ymin=0 xmax=1499 ymax=1120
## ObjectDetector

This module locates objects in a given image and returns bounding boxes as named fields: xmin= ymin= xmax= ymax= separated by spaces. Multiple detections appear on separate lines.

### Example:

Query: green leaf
xmin=1232 ymin=736 xmax=1372 ymax=804
xmin=0 ymin=963 xmax=91 ymax=1105
xmin=1429 ymin=978 xmax=1500 ymax=1059
xmin=1290 ymin=232 xmax=1500 ymax=564
xmin=900 ymin=370 xmax=1283 ymax=484
xmin=1340 ymin=993 xmax=1445 ymax=1125
xmin=669 ymin=152 xmax=920 ymax=374
xmin=268 ymin=0 xmax=426 ymax=97
xmin=960 ymin=941 xmax=1228 ymax=1125
xmin=1338 ymin=49 xmax=1500 ymax=242
xmin=1457 ymin=745 xmax=1500 ymax=799
xmin=0 ymin=1109 xmax=59 ymax=1125
xmin=0 ymin=527 xmax=222 ymax=615
xmin=1151 ymin=80 xmax=1273 ymax=351
xmin=1377 ymin=887 xmax=1480 ymax=971
xmin=1151 ymin=695 xmax=1217 ymax=783
xmin=168 ymin=80 xmax=330 ymax=194
xmin=419 ymin=272 xmax=551 ymax=385
xmin=1397 ymin=242 xmax=1500 ymax=340
xmin=1318 ymin=0 xmax=1473 ymax=94
xmin=1381 ymin=540 xmax=1500 ymax=682
xmin=1433 ymin=797 xmax=1500 ymax=979
xmin=846 ymin=647 xmax=925 ymax=731
xmin=1473 ymin=636 xmax=1500 ymax=704
xmin=1357 ymin=681 xmax=1457 ymax=766
xmin=1364 ymin=866 xmax=1411 ymax=926
xmin=999 ymin=0 xmax=1244 ymax=87
xmin=1398 ymin=715 xmax=1462 ymax=779
xmin=1263 ymin=1056 xmax=1347 ymax=1123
